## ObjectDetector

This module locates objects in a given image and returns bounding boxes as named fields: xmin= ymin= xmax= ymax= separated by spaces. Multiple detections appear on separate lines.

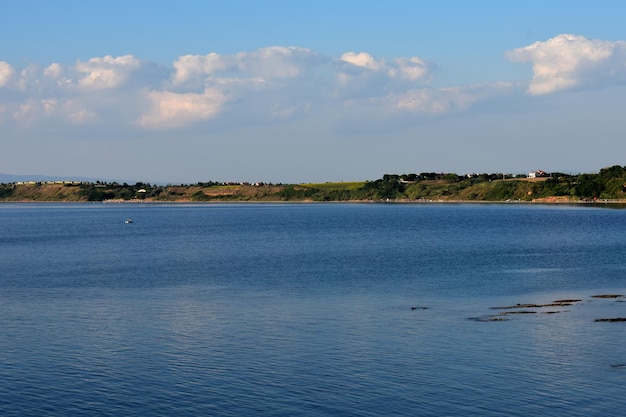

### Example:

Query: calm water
xmin=1 ymin=203 xmax=625 ymax=416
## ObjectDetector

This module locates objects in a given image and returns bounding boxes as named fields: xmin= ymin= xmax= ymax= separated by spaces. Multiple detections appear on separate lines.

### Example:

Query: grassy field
xmin=300 ymin=182 xmax=366 ymax=190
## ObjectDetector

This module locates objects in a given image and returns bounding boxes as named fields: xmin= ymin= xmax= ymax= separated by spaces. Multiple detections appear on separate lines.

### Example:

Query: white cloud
xmin=0 ymin=46 xmax=503 ymax=134
xmin=16 ymin=65 xmax=42 ymax=92
xmin=172 ymin=46 xmax=323 ymax=87
xmin=0 ymin=48 xmax=501 ymax=133
xmin=507 ymin=34 xmax=626 ymax=95
xmin=10 ymin=97 xmax=92 ymax=126
xmin=44 ymin=63 xmax=64 ymax=79
xmin=0 ymin=61 xmax=15 ymax=87
xmin=334 ymin=52 xmax=436 ymax=102
xmin=11 ymin=37 xmax=626 ymax=135
xmin=42 ymin=64 xmax=72 ymax=88
xmin=390 ymin=57 xmax=433 ymax=82
xmin=75 ymin=55 xmax=142 ymax=89
xmin=340 ymin=52 xmax=382 ymax=71
xmin=338 ymin=52 xmax=435 ymax=81
xmin=395 ymin=89 xmax=450 ymax=113
xmin=172 ymin=53 xmax=228 ymax=84
xmin=138 ymin=88 xmax=226 ymax=129
xmin=164 ymin=47 xmax=332 ymax=127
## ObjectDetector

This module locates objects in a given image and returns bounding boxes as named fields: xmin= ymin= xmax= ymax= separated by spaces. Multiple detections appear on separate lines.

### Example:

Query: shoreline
xmin=2 ymin=198 xmax=626 ymax=206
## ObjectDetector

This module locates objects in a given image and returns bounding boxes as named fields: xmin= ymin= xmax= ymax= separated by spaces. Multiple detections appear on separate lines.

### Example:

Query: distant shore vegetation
xmin=2 ymin=165 xmax=626 ymax=203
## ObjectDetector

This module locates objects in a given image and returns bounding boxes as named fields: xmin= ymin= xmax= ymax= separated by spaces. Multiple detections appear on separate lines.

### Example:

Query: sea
xmin=1 ymin=202 xmax=625 ymax=416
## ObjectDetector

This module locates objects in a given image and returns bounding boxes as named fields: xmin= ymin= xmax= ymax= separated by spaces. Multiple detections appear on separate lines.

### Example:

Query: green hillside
xmin=2 ymin=165 xmax=626 ymax=203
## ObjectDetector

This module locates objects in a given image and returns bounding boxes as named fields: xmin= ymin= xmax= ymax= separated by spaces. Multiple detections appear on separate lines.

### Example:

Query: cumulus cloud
xmin=10 ymin=96 xmax=100 ymax=127
xmin=0 ymin=47 xmax=511 ymax=133
xmin=75 ymin=55 xmax=142 ymax=89
xmin=12 ymin=38 xmax=624 ymax=134
xmin=333 ymin=51 xmax=437 ymax=103
xmin=507 ymin=34 xmax=626 ymax=95
xmin=338 ymin=52 xmax=435 ymax=81
xmin=138 ymin=88 xmax=226 ymax=129
xmin=390 ymin=57 xmax=433 ymax=82
xmin=172 ymin=46 xmax=324 ymax=87
xmin=172 ymin=53 xmax=228 ymax=85
xmin=340 ymin=52 xmax=382 ymax=71
xmin=0 ymin=48 xmax=502 ymax=133
xmin=0 ymin=61 xmax=15 ymax=87
xmin=44 ymin=63 xmax=64 ymax=78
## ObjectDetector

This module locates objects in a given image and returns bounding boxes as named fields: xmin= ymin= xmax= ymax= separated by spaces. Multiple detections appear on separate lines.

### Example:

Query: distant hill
xmin=0 ymin=173 xmax=125 ymax=184
xmin=2 ymin=166 xmax=626 ymax=203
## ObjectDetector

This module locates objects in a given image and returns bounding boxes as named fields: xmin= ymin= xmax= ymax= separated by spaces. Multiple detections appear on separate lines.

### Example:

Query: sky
xmin=2 ymin=1 xmax=626 ymax=184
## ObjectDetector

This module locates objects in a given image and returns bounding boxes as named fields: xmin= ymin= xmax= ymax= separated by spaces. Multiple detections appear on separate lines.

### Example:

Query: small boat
xmin=125 ymin=218 xmax=134 ymax=224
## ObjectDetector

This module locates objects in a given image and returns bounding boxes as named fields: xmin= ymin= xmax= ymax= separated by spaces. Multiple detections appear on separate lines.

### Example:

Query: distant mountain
xmin=0 ymin=173 xmax=125 ymax=184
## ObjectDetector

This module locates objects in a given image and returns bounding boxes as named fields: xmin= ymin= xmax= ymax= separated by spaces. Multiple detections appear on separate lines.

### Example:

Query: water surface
xmin=1 ymin=203 xmax=625 ymax=416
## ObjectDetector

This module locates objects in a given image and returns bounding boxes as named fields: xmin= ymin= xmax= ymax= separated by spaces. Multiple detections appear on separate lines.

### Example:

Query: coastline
xmin=3 ymin=197 xmax=626 ymax=206
xmin=2 ymin=178 xmax=626 ymax=205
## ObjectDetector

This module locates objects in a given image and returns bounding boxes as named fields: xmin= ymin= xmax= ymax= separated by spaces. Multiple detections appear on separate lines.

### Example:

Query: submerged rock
xmin=472 ymin=293 xmax=624 ymax=323
xmin=491 ymin=302 xmax=572 ymax=309
xmin=594 ymin=318 xmax=626 ymax=322
xmin=468 ymin=315 xmax=509 ymax=322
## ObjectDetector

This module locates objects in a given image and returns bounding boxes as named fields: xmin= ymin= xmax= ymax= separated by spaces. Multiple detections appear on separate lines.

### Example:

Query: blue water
xmin=1 ymin=203 xmax=626 ymax=416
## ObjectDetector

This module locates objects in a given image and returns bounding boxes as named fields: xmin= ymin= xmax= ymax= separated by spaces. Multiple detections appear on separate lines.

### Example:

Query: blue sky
xmin=2 ymin=1 xmax=626 ymax=183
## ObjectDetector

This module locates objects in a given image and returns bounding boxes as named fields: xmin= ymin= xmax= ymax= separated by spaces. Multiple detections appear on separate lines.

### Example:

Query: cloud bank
xmin=1 ymin=34 xmax=626 ymax=133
